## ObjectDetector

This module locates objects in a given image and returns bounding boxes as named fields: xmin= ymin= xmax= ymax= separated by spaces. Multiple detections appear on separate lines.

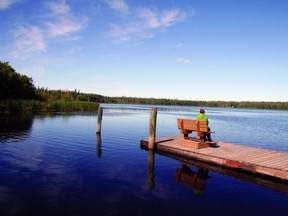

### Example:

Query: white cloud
xmin=107 ymin=7 xmax=188 ymax=43
xmin=7 ymin=1 xmax=88 ymax=59
xmin=46 ymin=0 xmax=70 ymax=14
xmin=47 ymin=17 xmax=88 ymax=38
xmin=0 ymin=0 xmax=19 ymax=10
xmin=46 ymin=0 xmax=88 ymax=38
xmin=108 ymin=23 xmax=153 ymax=43
xmin=11 ymin=25 xmax=47 ymax=59
xmin=176 ymin=58 xmax=191 ymax=64
xmin=138 ymin=8 xmax=186 ymax=28
xmin=103 ymin=0 xmax=129 ymax=13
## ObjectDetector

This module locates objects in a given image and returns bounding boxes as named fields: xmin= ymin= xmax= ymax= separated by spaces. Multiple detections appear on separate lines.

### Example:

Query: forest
xmin=1 ymin=61 xmax=288 ymax=112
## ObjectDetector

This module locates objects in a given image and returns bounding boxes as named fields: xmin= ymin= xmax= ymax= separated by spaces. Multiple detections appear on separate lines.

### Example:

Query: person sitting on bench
xmin=196 ymin=109 xmax=212 ymax=142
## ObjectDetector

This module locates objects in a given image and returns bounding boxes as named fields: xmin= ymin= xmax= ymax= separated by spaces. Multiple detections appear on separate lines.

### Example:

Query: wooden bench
xmin=177 ymin=118 xmax=215 ymax=149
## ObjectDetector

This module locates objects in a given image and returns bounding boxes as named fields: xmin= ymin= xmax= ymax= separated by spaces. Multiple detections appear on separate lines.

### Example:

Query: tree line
xmin=94 ymin=96 xmax=288 ymax=110
xmin=33 ymin=89 xmax=288 ymax=110
xmin=1 ymin=61 xmax=288 ymax=112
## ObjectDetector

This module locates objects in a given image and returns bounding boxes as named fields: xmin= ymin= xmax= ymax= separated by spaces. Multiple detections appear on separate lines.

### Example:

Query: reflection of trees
xmin=175 ymin=164 xmax=210 ymax=196
xmin=0 ymin=114 xmax=34 ymax=142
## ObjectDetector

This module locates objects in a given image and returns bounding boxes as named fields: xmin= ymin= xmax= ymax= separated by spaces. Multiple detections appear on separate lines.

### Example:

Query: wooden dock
xmin=140 ymin=135 xmax=288 ymax=181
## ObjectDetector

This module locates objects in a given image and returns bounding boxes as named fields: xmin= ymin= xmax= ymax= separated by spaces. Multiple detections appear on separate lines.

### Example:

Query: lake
xmin=0 ymin=104 xmax=287 ymax=216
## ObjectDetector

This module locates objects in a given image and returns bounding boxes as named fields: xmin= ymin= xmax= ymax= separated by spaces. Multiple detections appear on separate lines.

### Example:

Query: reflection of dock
xmin=140 ymin=135 xmax=288 ymax=182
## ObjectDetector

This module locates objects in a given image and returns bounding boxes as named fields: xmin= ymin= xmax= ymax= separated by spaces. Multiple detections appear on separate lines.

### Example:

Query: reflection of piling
xmin=148 ymin=150 xmax=155 ymax=190
xmin=96 ymin=107 xmax=103 ymax=134
xmin=96 ymin=133 xmax=102 ymax=158
xmin=148 ymin=108 xmax=157 ymax=149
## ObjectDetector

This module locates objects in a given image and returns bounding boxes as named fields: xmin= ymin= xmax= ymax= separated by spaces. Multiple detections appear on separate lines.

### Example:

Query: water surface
xmin=0 ymin=105 xmax=287 ymax=216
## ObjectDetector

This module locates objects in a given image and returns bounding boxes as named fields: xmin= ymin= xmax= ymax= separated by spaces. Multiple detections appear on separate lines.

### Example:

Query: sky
xmin=1 ymin=0 xmax=288 ymax=102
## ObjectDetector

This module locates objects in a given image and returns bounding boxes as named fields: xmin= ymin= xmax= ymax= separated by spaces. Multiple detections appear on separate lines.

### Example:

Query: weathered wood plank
xmin=257 ymin=159 xmax=288 ymax=168
xmin=247 ymin=153 xmax=287 ymax=164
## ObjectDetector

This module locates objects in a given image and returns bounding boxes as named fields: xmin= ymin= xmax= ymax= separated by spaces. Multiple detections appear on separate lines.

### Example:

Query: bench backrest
xmin=177 ymin=118 xmax=208 ymax=133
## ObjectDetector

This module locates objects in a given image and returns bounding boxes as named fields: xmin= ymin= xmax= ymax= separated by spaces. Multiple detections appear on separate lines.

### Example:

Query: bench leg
xmin=199 ymin=135 xmax=206 ymax=143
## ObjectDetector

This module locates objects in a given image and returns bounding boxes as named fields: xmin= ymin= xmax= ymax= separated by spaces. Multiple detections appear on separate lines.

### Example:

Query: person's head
xmin=200 ymin=109 xmax=205 ymax=114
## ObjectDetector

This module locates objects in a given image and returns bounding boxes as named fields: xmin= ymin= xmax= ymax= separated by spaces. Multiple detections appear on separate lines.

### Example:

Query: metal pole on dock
xmin=148 ymin=108 xmax=157 ymax=149
xmin=96 ymin=107 xmax=103 ymax=134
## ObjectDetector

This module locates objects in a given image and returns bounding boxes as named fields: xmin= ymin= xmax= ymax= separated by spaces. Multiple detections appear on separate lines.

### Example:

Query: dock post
xmin=148 ymin=108 xmax=157 ymax=149
xmin=96 ymin=107 xmax=103 ymax=134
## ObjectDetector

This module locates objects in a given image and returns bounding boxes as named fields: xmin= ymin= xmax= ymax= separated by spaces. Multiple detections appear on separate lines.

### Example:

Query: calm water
xmin=0 ymin=104 xmax=287 ymax=216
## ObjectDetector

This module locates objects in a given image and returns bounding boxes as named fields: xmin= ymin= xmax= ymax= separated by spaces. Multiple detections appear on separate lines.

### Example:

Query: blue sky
xmin=1 ymin=0 xmax=287 ymax=102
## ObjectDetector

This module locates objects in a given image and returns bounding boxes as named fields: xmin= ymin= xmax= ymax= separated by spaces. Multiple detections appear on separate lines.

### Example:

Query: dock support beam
xmin=96 ymin=107 xmax=103 ymax=134
xmin=148 ymin=108 xmax=157 ymax=149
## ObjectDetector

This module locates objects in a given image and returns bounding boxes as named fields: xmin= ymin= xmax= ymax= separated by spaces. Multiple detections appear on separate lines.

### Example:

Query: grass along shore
xmin=0 ymin=100 xmax=99 ymax=113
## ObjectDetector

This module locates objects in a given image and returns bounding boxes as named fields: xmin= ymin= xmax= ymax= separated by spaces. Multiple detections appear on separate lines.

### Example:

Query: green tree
xmin=0 ymin=61 xmax=37 ymax=99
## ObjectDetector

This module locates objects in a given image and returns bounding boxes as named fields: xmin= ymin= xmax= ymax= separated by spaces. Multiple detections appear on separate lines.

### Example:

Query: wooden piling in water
xmin=96 ymin=107 xmax=103 ymax=134
xmin=148 ymin=108 xmax=157 ymax=149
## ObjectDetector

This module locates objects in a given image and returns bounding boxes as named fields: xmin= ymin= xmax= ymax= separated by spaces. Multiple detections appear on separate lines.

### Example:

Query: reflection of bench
xmin=177 ymin=118 xmax=215 ymax=149
xmin=175 ymin=164 xmax=209 ymax=195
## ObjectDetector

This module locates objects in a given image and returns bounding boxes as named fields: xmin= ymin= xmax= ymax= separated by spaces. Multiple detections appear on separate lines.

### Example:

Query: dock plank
xmin=140 ymin=135 xmax=288 ymax=180
xmin=246 ymin=153 xmax=288 ymax=164
xmin=257 ymin=159 xmax=288 ymax=168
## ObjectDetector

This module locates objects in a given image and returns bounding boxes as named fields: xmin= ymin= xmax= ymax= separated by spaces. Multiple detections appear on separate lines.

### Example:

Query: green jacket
xmin=196 ymin=113 xmax=209 ymax=124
